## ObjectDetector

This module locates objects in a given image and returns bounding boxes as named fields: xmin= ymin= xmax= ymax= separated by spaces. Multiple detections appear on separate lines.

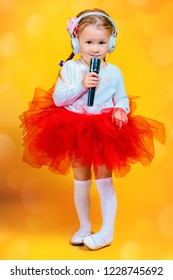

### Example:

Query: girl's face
xmin=78 ymin=24 xmax=110 ymax=65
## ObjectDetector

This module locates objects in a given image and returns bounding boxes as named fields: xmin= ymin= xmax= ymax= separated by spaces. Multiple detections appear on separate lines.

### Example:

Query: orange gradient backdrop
xmin=0 ymin=0 xmax=173 ymax=260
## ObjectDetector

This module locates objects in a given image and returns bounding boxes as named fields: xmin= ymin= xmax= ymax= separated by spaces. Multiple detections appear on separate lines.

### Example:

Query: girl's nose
xmin=92 ymin=44 xmax=99 ymax=52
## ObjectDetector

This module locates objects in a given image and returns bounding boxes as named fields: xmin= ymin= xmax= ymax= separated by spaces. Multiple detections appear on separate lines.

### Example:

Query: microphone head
xmin=89 ymin=58 xmax=100 ymax=73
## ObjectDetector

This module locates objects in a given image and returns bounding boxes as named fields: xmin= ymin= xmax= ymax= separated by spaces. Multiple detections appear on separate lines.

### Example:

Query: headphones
xmin=69 ymin=12 xmax=117 ymax=55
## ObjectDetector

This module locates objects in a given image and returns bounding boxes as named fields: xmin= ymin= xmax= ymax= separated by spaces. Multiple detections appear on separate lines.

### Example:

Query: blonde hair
xmin=77 ymin=9 xmax=114 ymax=36
xmin=65 ymin=8 xmax=114 ymax=62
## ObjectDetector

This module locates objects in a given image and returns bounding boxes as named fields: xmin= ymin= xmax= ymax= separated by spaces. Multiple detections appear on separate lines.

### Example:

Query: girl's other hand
xmin=112 ymin=108 xmax=128 ymax=130
xmin=82 ymin=72 xmax=99 ymax=90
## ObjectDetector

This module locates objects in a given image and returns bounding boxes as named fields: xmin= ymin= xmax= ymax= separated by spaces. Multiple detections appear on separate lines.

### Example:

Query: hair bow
xmin=66 ymin=16 xmax=78 ymax=37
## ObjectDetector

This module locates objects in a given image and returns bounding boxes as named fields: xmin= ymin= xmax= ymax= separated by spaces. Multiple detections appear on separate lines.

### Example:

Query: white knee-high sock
xmin=94 ymin=177 xmax=117 ymax=243
xmin=74 ymin=179 xmax=92 ymax=234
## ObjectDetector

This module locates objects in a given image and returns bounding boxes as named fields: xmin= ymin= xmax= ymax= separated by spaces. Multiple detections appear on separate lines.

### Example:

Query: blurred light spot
xmin=0 ymin=33 xmax=17 ymax=57
xmin=26 ymin=14 xmax=46 ymax=37
xmin=0 ymin=133 xmax=15 ymax=164
xmin=164 ymin=250 xmax=173 ymax=260
xmin=150 ymin=36 xmax=173 ymax=66
xmin=168 ymin=84 xmax=173 ymax=100
xmin=158 ymin=204 xmax=173 ymax=239
xmin=128 ymin=0 xmax=148 ymax=6
xmin=6 ymin=169 xmax=23 ymax=190
xmin=29 ymin=67 xmax=48 ymax=87
xmin=170 ymin=127 xmax=173 ymax=139
xmin=0 ymin=0 xmax=19 ymax=11
xmin=141 ymin=14 xmax=161 ymax=38
xmin=155 ymin=145 xmax=165 ymax=159
xmin=0 ymin=84 xmax=23 ymax=126
xmin=26 ymin=216 xmax=42 ymax=233
xmin=0 ymin=223 xmax=10 ymax=243
xmin=5 ymin=239 xmax=30 ymax=259
xmin=71 ymin=1 xmax=97 ymax=14
xmin=120 ymin=240 xmax=143 ymax=259
xmin=161 ymin=1 xmax=173 ymax=33
xmin=21 ymin=178 xmax=45 ymax=214
xmin=134 ymin=217 xmax=153 ymax=237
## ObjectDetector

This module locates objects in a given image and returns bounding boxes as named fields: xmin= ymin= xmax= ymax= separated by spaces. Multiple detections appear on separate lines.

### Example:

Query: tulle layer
xmin=19 ymin=87 xmax=165 ymax=177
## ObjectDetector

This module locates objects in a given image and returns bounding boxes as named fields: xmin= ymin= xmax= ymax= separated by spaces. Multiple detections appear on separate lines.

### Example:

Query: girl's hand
xmin=82 ymin=72 xmax=99 ymax=90
xmin=112 ymin=108 xmax=128 ymax=130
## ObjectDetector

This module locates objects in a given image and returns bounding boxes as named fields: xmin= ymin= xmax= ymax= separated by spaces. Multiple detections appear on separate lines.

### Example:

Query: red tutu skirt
xmin=19 ymin=86 xmax=165 ymax=177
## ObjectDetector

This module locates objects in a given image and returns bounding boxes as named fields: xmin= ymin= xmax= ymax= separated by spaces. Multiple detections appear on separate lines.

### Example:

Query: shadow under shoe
xmin=71 ymin=230 xmax=91 ymax=246
xmin=83 ymin=234 xmax=112 ymax=250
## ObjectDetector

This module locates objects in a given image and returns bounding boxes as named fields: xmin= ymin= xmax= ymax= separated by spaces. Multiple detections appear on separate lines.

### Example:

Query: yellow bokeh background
xmin=0 ymin=0 xmax=173 ymax=260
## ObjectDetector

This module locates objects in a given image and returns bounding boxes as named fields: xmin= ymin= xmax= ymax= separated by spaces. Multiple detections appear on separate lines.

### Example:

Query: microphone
xmin=87 ymin=58 xmax=100 ymax=106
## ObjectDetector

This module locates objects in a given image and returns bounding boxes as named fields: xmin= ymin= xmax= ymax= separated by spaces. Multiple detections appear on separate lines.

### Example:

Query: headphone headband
xmin=68 ymin=12 xmax=117 ymax=54
xmin=69 ymin=12 xmax=117 ymax=39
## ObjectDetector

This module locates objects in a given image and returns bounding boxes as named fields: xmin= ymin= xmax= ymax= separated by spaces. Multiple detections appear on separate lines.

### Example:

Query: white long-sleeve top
xmin=53 ymin=59 xmax=130 ymax=114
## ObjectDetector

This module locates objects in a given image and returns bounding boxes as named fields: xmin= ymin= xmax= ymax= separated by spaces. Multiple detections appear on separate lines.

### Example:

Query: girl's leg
xmin=71 ymin=165 xmax=92 ymax=245
xmin=83 ymin=165 xmax=117 ymax=250
xmin=72 ymin=165 xmax=91 ymax=181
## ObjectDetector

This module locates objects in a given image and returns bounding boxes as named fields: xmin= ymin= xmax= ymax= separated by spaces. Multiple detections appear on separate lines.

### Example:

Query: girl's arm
xmin=53 ymin=62 xmax=86 ymax=106
xmin=113 ymin=69 xmax=130 ymax=114
xmin=112 ymin=69 xmax=130 ymax=129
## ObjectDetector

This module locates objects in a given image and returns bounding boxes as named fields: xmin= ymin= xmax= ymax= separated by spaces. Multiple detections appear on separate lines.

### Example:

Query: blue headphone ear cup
xmin=108 ymin=35 xmax=116 ymax=53
xmin=71 ymin=37 xmax=80 ymax=54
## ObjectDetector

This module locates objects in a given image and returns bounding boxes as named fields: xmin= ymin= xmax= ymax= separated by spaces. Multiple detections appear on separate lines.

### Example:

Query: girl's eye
xmin=99 ymin=41 xmax=106 ymax=45
xmin=86 ymin=41 xmax=92 ymax=44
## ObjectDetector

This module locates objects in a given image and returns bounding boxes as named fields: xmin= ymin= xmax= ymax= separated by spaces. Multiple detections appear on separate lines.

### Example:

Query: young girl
xmin=20 ymin=9 xmax=165 ymax=250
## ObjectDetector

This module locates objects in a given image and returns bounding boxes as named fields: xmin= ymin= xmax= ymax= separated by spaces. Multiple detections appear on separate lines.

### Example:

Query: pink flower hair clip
xmin=66 ymin=16 xmax=78 ymax=37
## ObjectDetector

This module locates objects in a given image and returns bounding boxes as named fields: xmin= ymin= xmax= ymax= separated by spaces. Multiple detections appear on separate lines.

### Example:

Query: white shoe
xmin=83 ymin=234 xmax=112 ymax=250
xmin=71 ymin=230 xmax=91 ymax=245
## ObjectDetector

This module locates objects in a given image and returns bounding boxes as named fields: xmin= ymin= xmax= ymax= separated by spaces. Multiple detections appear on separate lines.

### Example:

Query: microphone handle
xmin=87 ymin=88 xmax=95 ymax=106
xmin=87 ymin=58 xmax=100 ymax=106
